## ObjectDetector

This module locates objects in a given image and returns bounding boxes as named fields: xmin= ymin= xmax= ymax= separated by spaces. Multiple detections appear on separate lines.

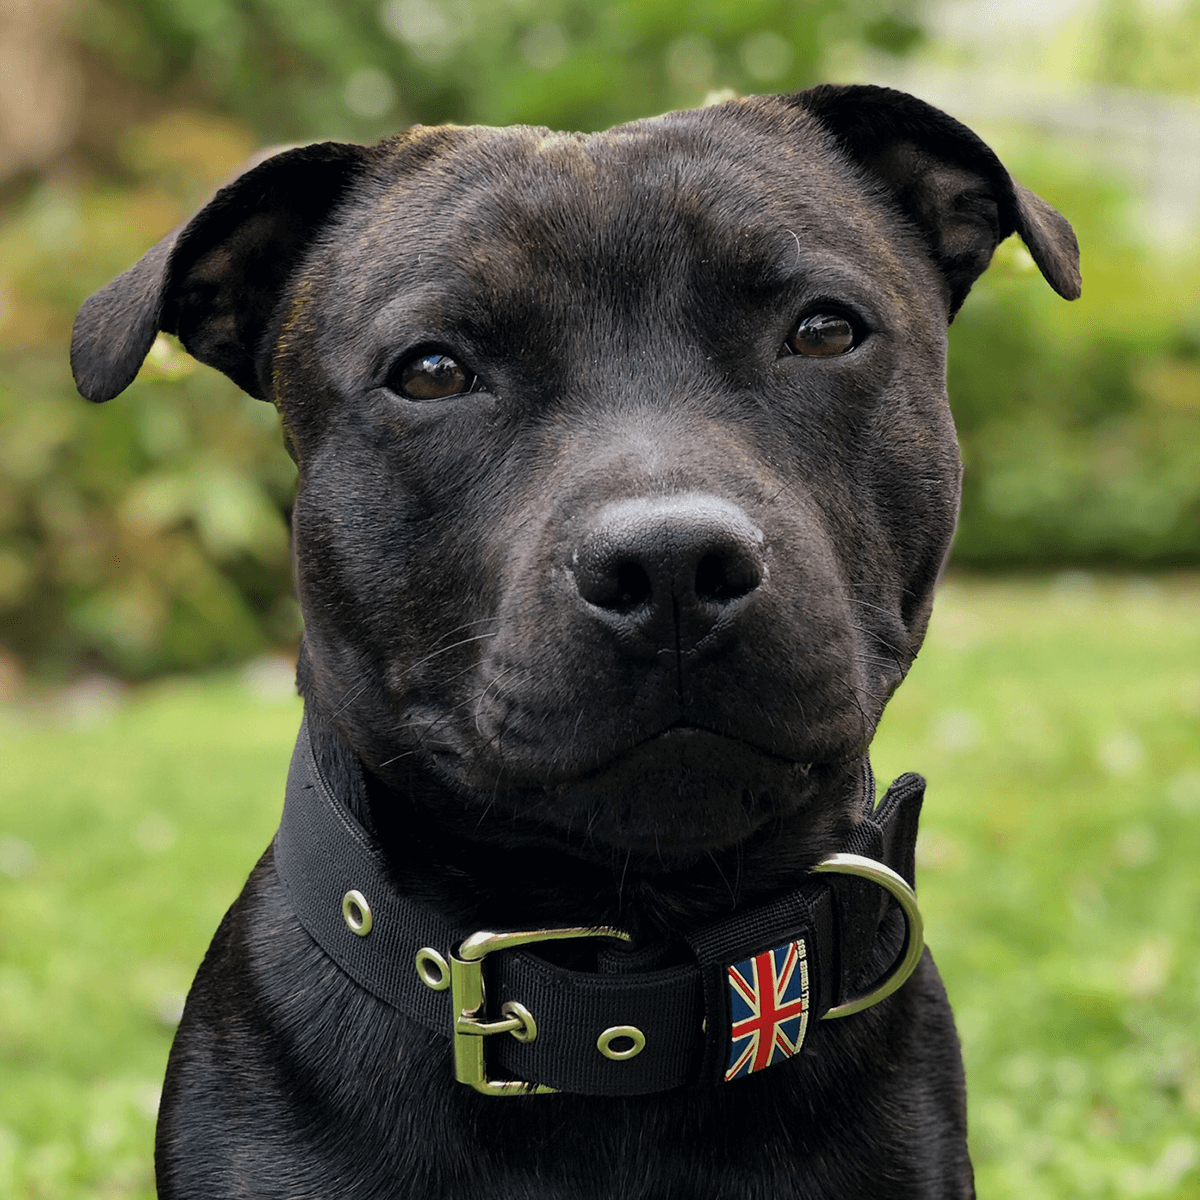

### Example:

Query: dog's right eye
xmin=388 ymin=353 xmax=478 ymax=401
xmin=782 ymin=312 xmax=859 ymax=358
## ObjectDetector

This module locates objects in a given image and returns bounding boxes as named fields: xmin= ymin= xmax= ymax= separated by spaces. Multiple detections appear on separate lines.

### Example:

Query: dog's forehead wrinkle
xmin=303 ymin=123 xmax=941 ymax=362
xmin=347 ymin=108 xmax=925 ymax=302
xmin=390 ymin=124 xmax=790 ymax=240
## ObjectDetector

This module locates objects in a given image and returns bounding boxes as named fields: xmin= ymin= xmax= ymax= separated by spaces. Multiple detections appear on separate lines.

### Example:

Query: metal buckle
xmin=450 ymin=925 xmax=630 ymax=1096
xmin=811 ymin=852 xmax=925 ymax=1018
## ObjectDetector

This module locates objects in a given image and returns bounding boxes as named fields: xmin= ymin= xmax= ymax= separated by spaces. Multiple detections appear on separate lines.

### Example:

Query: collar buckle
xmin=449 ymin=925 xmax=631 ymax=1096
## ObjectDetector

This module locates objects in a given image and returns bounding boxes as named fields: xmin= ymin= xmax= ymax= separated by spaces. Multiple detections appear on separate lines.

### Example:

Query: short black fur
xmin=71 ymin=85 xmax=1079 ymax=1198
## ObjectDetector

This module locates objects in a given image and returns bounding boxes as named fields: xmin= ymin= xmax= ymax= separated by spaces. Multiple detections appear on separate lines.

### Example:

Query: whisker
xmin=707 ymin=850 xmax=737 ymax=907
xmin=402 ymin=630 xmax=498 ymax=677
xmin=330 ymin=676 xmax=373 ymax=719
xmin=473 ymin=663 xmax=521 ymax=740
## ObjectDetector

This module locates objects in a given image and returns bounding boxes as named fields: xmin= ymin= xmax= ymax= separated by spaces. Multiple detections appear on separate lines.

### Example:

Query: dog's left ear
xmin=795 ymin=84 xmax=1081 ymax=317
xmin=72 ymin=140 xmax=369 ymax=403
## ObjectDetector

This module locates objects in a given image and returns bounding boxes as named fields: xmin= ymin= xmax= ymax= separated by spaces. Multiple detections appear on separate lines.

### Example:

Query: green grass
xmin=1 ymin=575 xmax=1198 ymax=1199
xmin=871 ymin=575 xmax=1200 ymax=1200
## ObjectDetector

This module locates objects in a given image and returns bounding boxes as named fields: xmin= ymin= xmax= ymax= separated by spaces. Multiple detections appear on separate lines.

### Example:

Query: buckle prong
xmin=450 ymin=925 xmax=630 ymax=1096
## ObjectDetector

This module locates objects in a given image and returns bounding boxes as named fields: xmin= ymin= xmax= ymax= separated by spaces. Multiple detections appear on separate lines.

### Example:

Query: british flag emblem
xmin=724 ymin=938 xmax=810 ymax=1081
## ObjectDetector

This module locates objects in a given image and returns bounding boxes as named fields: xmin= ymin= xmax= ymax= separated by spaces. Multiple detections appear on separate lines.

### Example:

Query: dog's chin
xmin=441 ymin=727 xmax=817 ymax=863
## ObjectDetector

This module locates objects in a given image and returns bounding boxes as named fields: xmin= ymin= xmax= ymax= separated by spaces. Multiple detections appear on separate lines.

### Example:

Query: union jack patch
xmin=724 ymin=938 xmax=810 ymax=1081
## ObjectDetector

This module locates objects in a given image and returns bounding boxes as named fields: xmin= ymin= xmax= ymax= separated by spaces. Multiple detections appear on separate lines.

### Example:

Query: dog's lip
xmin=414 ymin=719 xmax=823 ymax=861
xmin=544 ymin=724 xmax=816 ymax=858
xmin=564 ymin=723 xmax=810 ymax=786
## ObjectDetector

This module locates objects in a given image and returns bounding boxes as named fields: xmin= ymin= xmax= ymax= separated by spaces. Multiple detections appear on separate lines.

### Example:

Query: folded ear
xmin=795 ymin=84 xmax=1081 ymax=317
xmin=71 ymin=141 xmax=368 ymax=403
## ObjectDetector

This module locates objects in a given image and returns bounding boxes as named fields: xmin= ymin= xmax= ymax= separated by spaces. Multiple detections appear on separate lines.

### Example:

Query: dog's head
xmin=73 ymin=86 xmax=1078 ymax=866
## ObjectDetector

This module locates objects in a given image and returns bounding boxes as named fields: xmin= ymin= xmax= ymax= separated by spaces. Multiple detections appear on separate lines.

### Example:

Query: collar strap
xmin=273 ymin=717 xmax=926 ymax=1097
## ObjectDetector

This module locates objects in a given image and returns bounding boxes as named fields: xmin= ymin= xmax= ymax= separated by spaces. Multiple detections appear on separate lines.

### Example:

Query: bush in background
xmin=74 ymin=0 xmax=925 ymax=143
xmin=1 ymin=0 xmax=1197 ymax=681
xmin=950 ymin=164 xmax=1200 ymax=567
xmin=0 ymin=114 xmax=298 ymax=679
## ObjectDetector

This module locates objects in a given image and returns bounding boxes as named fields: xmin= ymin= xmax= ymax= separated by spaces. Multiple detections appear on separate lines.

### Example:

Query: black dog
xmin=72 ymin=85 xmax=1079 ymax=1198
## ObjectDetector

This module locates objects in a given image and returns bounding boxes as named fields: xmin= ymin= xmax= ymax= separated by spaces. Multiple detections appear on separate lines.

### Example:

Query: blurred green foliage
xmin=1 ymin=114 xmax=299 ymax=678
xmin=1092 ymin=0 xmax=1200 ymax=97
xmin=78 ymin=0 xmax=924 ymax=139
xmin=949 ymin=170 xmax=1200 ymax=567
xmin=0 ymin=0 xmax=1197 ymax=680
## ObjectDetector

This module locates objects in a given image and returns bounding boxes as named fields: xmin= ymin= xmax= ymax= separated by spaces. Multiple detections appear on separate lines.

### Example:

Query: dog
xmin=72 ymin=85 xmax=1079 ymax=1198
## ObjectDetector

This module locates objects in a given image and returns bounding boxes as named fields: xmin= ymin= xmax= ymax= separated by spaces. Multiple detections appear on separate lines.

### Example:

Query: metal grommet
xmin=500 ymin=1000 xmax=538 ymax=1043
xmin=341 ymin=889 xmax=372 ymax=936
xmin=415 ymin=947 xmax=450 ymax=991
xmin=597 ymin=1025 xmax=646 ymax=1061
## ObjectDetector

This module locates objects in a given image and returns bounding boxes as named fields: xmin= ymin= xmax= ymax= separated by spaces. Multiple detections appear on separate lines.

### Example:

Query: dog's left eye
xmin=388 ymin=353 xmax=478 ymax=401
xmin=782 ymin=313 xmax=859 ymax=357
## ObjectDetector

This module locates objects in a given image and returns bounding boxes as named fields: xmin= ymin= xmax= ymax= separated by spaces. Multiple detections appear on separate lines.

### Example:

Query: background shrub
xmin=1 ymin=0 xmax=1197 ymax=681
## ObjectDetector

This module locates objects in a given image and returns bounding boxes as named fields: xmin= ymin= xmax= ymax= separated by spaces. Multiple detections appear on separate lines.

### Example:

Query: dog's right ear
xmin=71 ymin=141 xmax=368 ymax=403
xmin=794 ymin=85 xmax=1081 ymax=318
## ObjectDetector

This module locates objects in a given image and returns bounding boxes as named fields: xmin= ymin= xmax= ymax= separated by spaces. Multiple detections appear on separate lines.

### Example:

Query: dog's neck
xmin=301 ymin=696 xmax=870 ymax=946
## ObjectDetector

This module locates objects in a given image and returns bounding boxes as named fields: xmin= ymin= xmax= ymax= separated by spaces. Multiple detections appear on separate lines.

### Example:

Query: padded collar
xmin=273 ymin=715 xmax=926 ymax=1096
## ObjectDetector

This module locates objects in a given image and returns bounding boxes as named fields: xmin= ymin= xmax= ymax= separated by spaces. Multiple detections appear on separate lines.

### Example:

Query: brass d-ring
xmin=342 ymin=889 xmax=373 ymax=936
xmin=811 ymin=852 xmax=925 ymax=1018
xmin=597 ymin=1025 xmax=646 ymax=1061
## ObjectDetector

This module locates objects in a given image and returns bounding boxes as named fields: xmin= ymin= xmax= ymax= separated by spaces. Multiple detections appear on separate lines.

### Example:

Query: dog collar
xmin=273 ymin=716 xmax=927 ymax=1097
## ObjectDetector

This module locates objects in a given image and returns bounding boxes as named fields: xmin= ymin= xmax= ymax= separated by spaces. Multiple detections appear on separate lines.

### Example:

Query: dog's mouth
xmin=450 ymin=725 xmax=818 ymax=859
xmin=566 ymin=724 xmax=809 ymax=788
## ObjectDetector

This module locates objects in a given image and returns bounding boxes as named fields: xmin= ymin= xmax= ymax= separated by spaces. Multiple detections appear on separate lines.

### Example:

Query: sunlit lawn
xmin=1 ymin=575 xmax=1198 ymax=1199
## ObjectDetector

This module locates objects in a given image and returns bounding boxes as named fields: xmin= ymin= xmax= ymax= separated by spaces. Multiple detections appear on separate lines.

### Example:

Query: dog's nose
xmin=571 ymin=495 xmax=765 ymax=652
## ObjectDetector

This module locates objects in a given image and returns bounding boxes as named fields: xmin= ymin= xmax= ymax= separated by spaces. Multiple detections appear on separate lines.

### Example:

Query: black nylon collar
xmin=273 ymin=715 xmax=926 ymax=1096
